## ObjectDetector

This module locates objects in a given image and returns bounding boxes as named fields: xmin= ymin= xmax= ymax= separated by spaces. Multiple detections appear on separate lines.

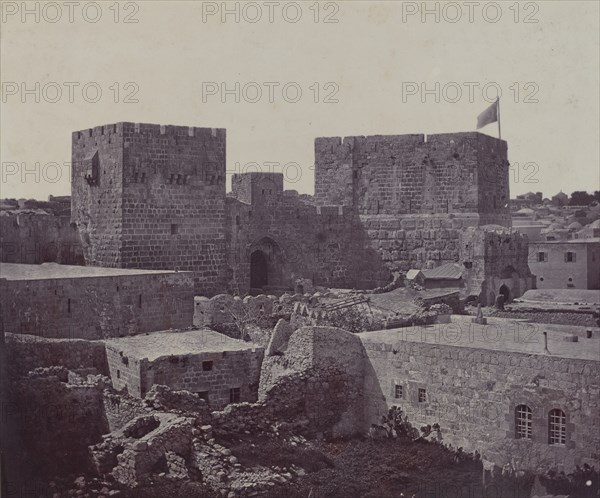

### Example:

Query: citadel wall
xmin=313 ymin=132 xmax=512 ymax=276
xmin=227 ymin=172 xmax=391 ymax=294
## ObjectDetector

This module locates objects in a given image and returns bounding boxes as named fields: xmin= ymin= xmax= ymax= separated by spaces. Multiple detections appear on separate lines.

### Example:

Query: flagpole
xmin=497 ymin=97 xmax=501 ymax=140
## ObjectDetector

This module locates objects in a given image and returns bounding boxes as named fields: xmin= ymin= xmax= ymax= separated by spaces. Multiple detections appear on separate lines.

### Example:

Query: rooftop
xmin=357 ymin=315 xmax=600 ymax=361
xmin=0 ymin=263 xmax=188 ymax=281
xmin=422 ymin=262 xmax=464 ymax=280
xmin=535 ymin=238 xmax=600 ymax=245
xmin=104 ymin=329 xmax=261 ymax=361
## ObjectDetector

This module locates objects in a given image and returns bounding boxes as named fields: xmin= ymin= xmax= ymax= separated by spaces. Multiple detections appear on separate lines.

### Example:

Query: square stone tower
xmin=71 ymin=122 xmax=228 ymax=295
xmin=314 ymin=131 xmax=510 ymax=226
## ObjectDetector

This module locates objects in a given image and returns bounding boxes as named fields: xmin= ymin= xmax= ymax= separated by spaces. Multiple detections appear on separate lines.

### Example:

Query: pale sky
xmin=1 ymin=0 xmax=598 ymax=200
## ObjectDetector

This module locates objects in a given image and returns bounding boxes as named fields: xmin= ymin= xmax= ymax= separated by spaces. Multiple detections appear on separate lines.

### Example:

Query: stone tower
xmin=71 ymin=122 xmax=228 ymax=295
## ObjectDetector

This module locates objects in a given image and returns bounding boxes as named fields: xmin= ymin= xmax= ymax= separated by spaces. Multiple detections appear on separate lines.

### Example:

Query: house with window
xmin=359 ymin=315 xmax=599 ymax=472
xmin=105 ymin=329 xmax=264 ymax=409
xmin=528 ymin=239 xmax=600 ymax=289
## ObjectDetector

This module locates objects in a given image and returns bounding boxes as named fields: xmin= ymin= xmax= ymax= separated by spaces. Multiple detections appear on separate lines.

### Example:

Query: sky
xmin=1 ymin=0 xmax=599 ymax=200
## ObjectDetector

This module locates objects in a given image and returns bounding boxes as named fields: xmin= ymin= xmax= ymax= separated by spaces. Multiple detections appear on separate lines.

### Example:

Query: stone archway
xmin=248 ymin=237 xmax=285 ymax=291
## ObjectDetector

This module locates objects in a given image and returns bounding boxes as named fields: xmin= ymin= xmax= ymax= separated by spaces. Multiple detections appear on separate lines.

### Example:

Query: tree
xmin=569 ymin=191 xmax=594 ymax=206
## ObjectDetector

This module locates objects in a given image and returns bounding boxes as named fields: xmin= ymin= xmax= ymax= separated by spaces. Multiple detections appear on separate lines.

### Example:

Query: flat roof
xmin=357 ymin=315 xmax=600 ymax=361
xmin=535 ymin=238 xmax=600 ymax=245
xmin=0 ymin=263 xmax=189 ymax=281
xmin=104 ymin=329 xmax=261 ymax=361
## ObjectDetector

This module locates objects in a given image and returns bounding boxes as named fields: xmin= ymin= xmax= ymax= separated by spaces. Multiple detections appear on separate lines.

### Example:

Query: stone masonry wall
xmin=0 ymin=214 xmax=84 ymax=265
xmin=361 ymin=336 xmax=600 ymax=472
xmin=72 ymin=123 xmax=229 ymax=295
xmin=72 ymin=124 xmax=125 ymax=266
xmin=314 ymin=132 xmax=510 ymax=224
xmin=106 ymin=343 xmax=264 ymax=408
xmin=1 ymin=271 xmax=194 ymax=339
xmin=140 ymin=348 xmax=264 ymax=409
xmin=4 ymin=333 xmax=108 ymax=378
xmin=460 ymin=226 xmax=534 ymax=303
xmin=227 ymin=173 xmax=391 ymax=293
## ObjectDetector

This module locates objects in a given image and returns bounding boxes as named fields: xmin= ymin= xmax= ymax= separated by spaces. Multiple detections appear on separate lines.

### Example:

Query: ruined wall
xmin=72 ymin=123 xmax=228 ymax=295
xmin=0 ymin=214 xmax=84 ymax=265
xmin=314 ymin=132 xmax=510 ymax=223
xmin=11 ymin=374 xmax=109 ymax=476
xmin=1 ymin=271 xmax=194 ymax=339
xmin=4 ymin=333 xmax=108 ymax=378
xmin=259 ymin=325 xmax=366 ymax=437
xmin=227 ymin=173 xmax=391 ymax=294
xmin=361 ymin=337 xmax=600 ymax=472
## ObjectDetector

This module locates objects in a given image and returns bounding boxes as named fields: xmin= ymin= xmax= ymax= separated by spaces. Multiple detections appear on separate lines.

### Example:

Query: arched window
xmin=515 ymin=404 xmax=532 ymax=439
xmin=548 ymin=409 xmax=566 ymax=445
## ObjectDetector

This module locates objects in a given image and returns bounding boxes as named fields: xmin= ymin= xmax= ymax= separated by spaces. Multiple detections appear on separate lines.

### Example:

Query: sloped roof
xmin=423 ymin=263 xmax=464 ymax=280
xmin=405 ymin=269 xmax=424 ymax=280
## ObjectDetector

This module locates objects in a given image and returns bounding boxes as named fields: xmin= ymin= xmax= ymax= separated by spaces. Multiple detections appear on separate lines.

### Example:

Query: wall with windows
xmin=529 ymin=241 xmax=600 ymax=289
xmin=361 ymin=338 xmax=600 ymax=472
xmin=104 ymin=347 xmax=264 ymax=409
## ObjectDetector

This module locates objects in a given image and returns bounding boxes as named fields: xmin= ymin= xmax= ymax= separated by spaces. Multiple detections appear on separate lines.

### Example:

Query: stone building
xmin=0 ymin=263 xmax=194 ymax=339
xmin=360 ymin=316 xmax=600 ymax=472
xmin=104 ymin=329 xmax=264 ymax=407
xmin=69 ymin=122 xmax=531 ymax=303
xmin=528 ymin=239 xmax=600 ymax=290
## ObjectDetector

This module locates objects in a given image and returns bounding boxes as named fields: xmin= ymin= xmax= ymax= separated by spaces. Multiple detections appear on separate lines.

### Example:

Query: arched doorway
xmin=499 ymin=284 xmax=510 ymax=303
xmin=250 ymin=250 xmax=269 ymax=289
xmin=248 ymin=237 xmax=285 ymax=291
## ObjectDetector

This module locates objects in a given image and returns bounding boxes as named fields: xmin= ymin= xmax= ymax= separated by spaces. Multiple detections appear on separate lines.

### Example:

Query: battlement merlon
xmin=72 ymin=122 xmax=226 ymax=142
xmin=315 ymin=131 xmax=506 ymax=151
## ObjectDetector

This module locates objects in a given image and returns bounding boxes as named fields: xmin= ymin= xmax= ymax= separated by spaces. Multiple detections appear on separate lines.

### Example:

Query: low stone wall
xmin=490 ymin=309 xmax=599 ymax=328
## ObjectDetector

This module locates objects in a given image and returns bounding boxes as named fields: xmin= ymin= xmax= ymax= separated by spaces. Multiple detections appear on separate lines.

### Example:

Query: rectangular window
xmin=549 ymin=409 xmax=566 ymax=445
xmin=515 ymin=405 xmax=533 ymax=440
xmin=394 ymin=384 xmax=403 ymax=399
xmin=537 ymin=252 xmax=548 ymax=262
xmin=565 ymin=252 xmax=576 ymax=262
xmin=197 ymin=391 xmax=209 ymax=402
xmin=229 ymin=387 xmax=241 ymax=403
xmin=418 ymin=388 xmax=426 ymax=403
xmin=202 ymin=360 xmax=213 ymax=371
xmin=171 ymin=224 xmax=178 ymax=235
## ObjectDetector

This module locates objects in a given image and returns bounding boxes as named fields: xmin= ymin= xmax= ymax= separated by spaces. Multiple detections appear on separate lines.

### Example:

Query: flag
xmin=476 ymin=99 xmax=498 ymax=129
